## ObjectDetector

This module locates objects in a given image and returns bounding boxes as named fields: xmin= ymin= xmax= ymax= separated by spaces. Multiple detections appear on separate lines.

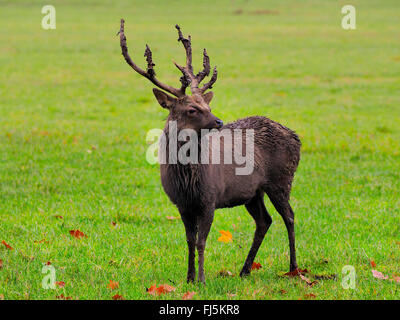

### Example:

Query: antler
xmin=119 ymin=19 xmax=183 ymax=97
xmin=119 ymin=19 xmax=217 ymax=97
xmin=174 ymin=25 xmax=218 ymax=95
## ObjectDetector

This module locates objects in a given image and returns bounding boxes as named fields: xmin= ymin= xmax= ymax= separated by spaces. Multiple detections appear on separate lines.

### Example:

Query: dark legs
xmin=267 ymin=192 xmax=298 ymax=272
xmin=181 ymin=209 xmax=214 ymax=283
xmin=240 ymin=192 xmax=272 ymax=277
xmin=181 ymin=215 xmax=197 ymax=282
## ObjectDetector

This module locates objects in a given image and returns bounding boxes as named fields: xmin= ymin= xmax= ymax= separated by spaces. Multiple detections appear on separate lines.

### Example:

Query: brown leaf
xmin=56 ymin=294 xmax=72 ymax=300
xmin=1 ymin=241 xmax=13 ymax=250
xmin=251 ymin=262 xmax=262 ymax=270
xmin=371 ymin=270 xmax=389 ymax=280
xmin=0 ymin=259 xmax=3 ymax=269
xmin=112 ymin=294 xmax=125 ymax=300
xmin=182 ymin=291 xmax=196 ymax=300
xmin=304 ymin=293 xmax=316 ymax=299
xmin=299 ymin=274 xmax=318 ymax=287
xmin=69 ymin=230 xmax=87 ymax=239
xmin=370 ymin=260 xmax=376 ymax=268
xmin=111 ymin=221 xmax=117 ymax=226
xmin=107 ymin=280 xmax=119 ymax=290
xmin=280 ymin=289 xmax=287 ymax=295
xmin=284 ymin=268 xmax=308 ymax=277
xmin=55 ymin=281 xmax=65 ymax=288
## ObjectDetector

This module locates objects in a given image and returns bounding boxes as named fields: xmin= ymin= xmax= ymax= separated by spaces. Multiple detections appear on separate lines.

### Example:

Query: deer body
xmin=119 ymin=19 xmax=301 ymax=283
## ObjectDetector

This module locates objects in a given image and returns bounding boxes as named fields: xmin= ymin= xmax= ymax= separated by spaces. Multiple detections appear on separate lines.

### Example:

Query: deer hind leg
xmin=196 ymin=210 xmax=214 ymax=284
xmin=240 ymin=191 xmax=272 ymax=277
xmin=266 ymin=189 xmax=298 ymax=272
xmin=181 ymin=214 xmax=198 ymax=283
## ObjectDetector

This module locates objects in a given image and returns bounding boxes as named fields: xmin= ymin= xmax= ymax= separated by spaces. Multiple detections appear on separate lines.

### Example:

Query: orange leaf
xmin=146 ymin=284 xmax=157 ymax=295
xmin=147 ymin=284 xmax=176 ymax=296
xmin=370 ymin=260 xmax=376 ymax=268
xmin=371 ymin=270 xmax=389 ymax=280
xmin=55 ymin=281 xmax=65 ymax=288
xmin=1 ymin=241 xmax=13 ymax=250
xmin=218 ymin=230 xmax=232 ymax=243
xmin=112 ymin=294 xmax=125 ymax=300
xmin=107 ymin=280 xmax=119 ymax=290
xmin=284 ymin=268 xmax=309 ymax=277
xmin=69 ymin=230 xmax=87 ymax=239
xmin=251 ymin=262 xmax=262 ymax=270
xmin=182 ymin=291 xmax=196 ymax=300
xmin=156 ymin=284 xmax=176 ymax=295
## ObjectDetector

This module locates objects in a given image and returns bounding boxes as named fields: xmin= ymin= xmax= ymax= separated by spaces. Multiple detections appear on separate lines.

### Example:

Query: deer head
xmin=119 ymin=19 xmax=223 ymax=132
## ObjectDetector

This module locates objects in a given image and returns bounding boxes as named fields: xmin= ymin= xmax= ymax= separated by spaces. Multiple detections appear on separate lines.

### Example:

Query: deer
xmin=119 ymin=19 xmax=302 ymax=283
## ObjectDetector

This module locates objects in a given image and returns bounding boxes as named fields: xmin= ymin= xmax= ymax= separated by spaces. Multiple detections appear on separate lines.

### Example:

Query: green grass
xmin=0 ymin=0 xmax=399 ymax=300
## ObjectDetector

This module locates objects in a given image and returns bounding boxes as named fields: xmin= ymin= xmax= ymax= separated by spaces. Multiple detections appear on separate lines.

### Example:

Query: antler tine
xmin=200 ymin=66 xmax=218 ymax=93
xmin=196 ymin=49 xmax=211 ymax=83
xmin=175 ymin=25 xmax=194 ymax=75
xmin=119 ymin=19 xmax=183 ymax=97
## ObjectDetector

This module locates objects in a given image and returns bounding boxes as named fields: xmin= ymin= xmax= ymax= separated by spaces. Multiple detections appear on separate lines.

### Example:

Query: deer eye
xmin=187 ymin=109 xmax=197 ymax=114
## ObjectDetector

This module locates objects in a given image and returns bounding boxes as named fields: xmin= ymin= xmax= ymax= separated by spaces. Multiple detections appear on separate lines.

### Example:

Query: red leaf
xmin=0 ymin=259 xmax=3 ymax=269
xmin=251 ymin=262 xmax=262 ymax=270
xmin=55 ymin=281 xmax=65 ymax=288
xmin=107 ymin=280 xmax=119 ymax=290
xmin=370 ymin=260 xmax=376 ymax=268
xmin=1 ymin=241 xmax=13 ymax=250
xmin=112 ymin=294 xmax=125 ymax=300
xmin=371 ymin=270 xmax=389 ymax=280
xmin=69 ymin=230 xmax=87 ymax=239
xmin=146 ymin=284 xmax=157 ymax=295
xmin=182 ymin=291 xmax=196 ymax=300
xmin=284 ymin=268 xmax=309 ymax=277
xmin=54 ymin=215 xmax=63 ymax=220
xmin=46 ymin=261 xmax=51 ymax=265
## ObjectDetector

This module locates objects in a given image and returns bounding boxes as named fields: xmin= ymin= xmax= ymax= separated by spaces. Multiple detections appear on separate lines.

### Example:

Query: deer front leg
xmin=196 ymin=210 xmax=214 ymax=284
xmin=181 ymin=214 xmax=197 ymax=283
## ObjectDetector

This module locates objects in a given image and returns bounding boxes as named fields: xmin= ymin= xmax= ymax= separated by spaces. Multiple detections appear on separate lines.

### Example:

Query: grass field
xmin=0 ymin=0 xmax=399 ymax=300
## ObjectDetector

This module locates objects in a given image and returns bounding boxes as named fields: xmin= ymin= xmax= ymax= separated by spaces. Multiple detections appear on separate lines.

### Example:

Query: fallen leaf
xmin=299 ymin=274 xmax=318 ymax=287
xmin=55 ymin=281 xmax=65 ymax=288
xmin=112 ymin=294 xmax=125 ymax=300
xmin=284 ymin=268 xmax=309 ymax=277
xmin=372 ymin=269 xmax=389 ymax=280
xmin=146 ymin=284 xmax=157 ymax=295
xmin=1 ymin=241 xmax=13 ymax=250
xmin=182 ymin=291 xmax=196 ymax=300
xmin=111 ymin=221 xmax=117 ymax=226
xmin=69 ymin=230 xmax=87 ymax=239
xmin=0 ymin=259 xmax=3 ymax=269
xmin=218 ymin=230 xmax=232 ymax=243
xmin=54 ymin=215 xmax=63 ymax=220
xmin=46 ymin=261 xmax=51 ymax=265
xmin=370 ymin=260 xmax=376 ymax=268
xmin=107 ymin=280 xmax=119 ymax=290
xmin=56 ymin=294 xmax=72 ymax=300
xmin=156 ymin=284 xmax=176 ymax=295
xmin=147 ymin=284 xmax=176 ymax=296
xmin=251 ymin=262 xmax=262 ymax=270
xmin=280 ymin=289 xmax=287 ymax=294
xmin=304 ymin=293 xmax=316 ymax=299
xmin=392 ymin=275 xmax=400 ymax=283
xmin=218 ymin=269 xmax=234 ymax=277
xmin=166 ymin=216 xmax=180 ymax=220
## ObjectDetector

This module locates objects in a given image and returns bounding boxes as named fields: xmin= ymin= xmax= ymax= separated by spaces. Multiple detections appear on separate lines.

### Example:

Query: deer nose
xmin=215 ymin=119 xmax=224 ymax=128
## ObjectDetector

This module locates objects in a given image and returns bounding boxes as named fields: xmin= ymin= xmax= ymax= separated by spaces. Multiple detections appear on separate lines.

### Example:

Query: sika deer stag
xmin=119 ymin=19 xmax=301 ymax=283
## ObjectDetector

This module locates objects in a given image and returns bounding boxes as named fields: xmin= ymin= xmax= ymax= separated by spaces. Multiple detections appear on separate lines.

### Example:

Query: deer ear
xmin=153 ymin=88 xmax=177 ymax=109
xmin=203 ymin=91 xmax=214 ymax=105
